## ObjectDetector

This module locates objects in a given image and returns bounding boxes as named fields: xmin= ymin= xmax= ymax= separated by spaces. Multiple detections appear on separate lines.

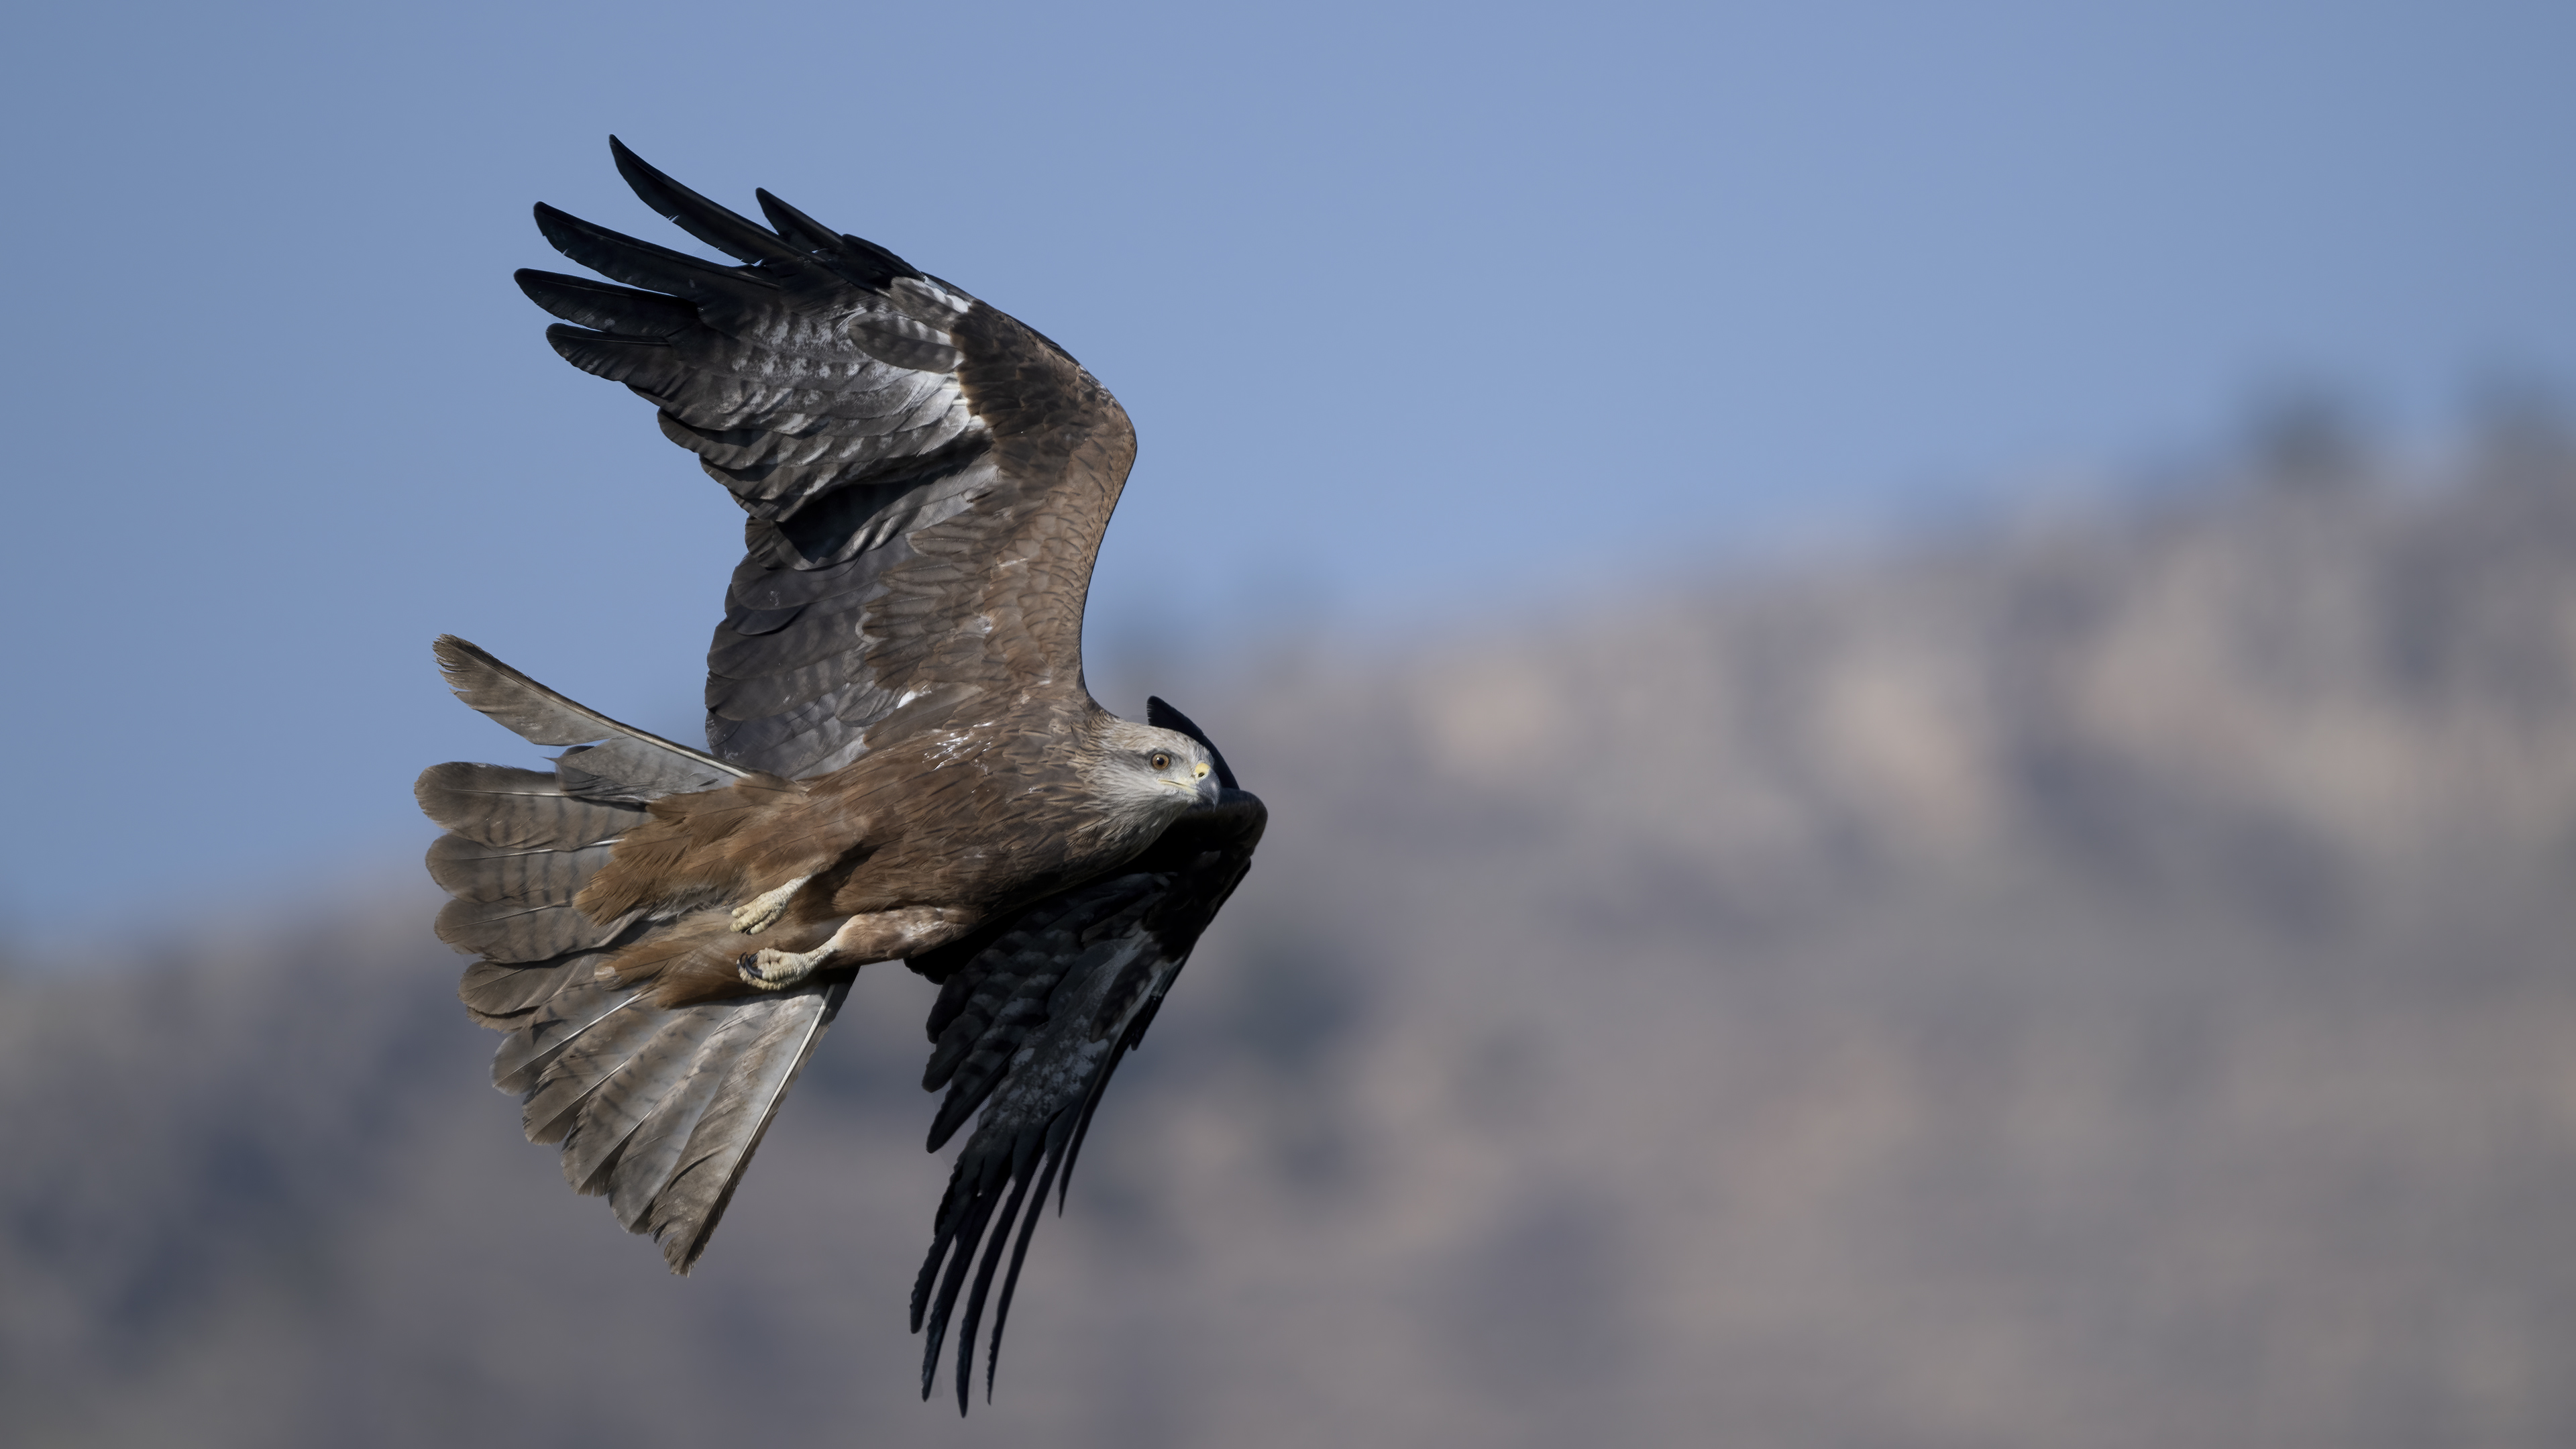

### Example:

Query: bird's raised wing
xmin=521 ymin=138 xmax=1138 ymax=778
xmin=899 ymin=699 xmax=1266 ymax=1411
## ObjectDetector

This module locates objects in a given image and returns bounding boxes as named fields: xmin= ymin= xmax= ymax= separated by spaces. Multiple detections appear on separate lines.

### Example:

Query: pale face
xmin=1094 ymin=718 xmax=1220 ymax=814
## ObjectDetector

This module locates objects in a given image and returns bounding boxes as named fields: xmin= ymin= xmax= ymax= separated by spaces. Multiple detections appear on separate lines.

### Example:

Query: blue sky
xmin=1 ymin=1 xmax=2569 ymax=942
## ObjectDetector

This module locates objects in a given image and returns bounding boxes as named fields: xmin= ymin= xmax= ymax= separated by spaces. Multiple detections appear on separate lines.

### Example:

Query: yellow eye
xmin=1149 ymin=751 xmax=1171 ymax=771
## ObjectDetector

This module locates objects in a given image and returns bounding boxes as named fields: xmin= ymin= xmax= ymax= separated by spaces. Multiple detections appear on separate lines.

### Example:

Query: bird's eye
xmin=1149 ymin=751 xmax=1171 ymax=771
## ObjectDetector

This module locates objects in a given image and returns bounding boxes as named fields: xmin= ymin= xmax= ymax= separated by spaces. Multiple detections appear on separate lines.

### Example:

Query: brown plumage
xmin=414 ymin=140 xmax=1267 ymax=1412
xmin=579 ymin=703 xmax=1214 ymax=1006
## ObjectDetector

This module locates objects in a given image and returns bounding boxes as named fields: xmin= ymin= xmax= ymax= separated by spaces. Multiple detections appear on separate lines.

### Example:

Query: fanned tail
xmin=418 ymin=636 xmax=841 ymax=1271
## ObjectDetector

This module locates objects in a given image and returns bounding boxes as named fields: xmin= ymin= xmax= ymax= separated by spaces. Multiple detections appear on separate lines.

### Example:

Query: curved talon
xmin=738 ymin=946 xmax=818 ymax=991
xmin=730 ymin=873 xmax=816 ymax=936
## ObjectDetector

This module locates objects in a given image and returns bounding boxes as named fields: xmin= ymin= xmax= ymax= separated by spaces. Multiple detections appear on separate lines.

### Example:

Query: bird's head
xmin=1089 ymin=716 xmax=1220 ymax=820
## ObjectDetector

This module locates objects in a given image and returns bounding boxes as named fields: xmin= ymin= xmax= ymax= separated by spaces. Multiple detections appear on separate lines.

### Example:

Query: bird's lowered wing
xmin=521 ymin=138 xmax=1138 ymax=779
xmin=899 ymin=698 xmax=1267 ymax=1410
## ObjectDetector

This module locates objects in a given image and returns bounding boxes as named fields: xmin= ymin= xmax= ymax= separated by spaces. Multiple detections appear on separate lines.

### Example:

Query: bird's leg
xmin=737 ymin=906 xmax=980 ymax=990
xmin=729 ymin=873 xmax=815 ymax=936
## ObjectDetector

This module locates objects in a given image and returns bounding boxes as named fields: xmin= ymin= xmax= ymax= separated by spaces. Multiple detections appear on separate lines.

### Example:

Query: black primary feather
xmin=610 ymin=136 xmax=813 ymax=268
xmin=514 ymin=270 xmax=697 ymax=338
xmin=754 ymin=186 xmax=844 ymax=254
xmin=531 ymin=203 xmax=783 ymax=311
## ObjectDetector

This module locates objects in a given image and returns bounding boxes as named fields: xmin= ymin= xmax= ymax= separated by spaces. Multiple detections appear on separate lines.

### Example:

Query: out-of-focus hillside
xmin=7 ymin=415 xmax=2576 ymax=1448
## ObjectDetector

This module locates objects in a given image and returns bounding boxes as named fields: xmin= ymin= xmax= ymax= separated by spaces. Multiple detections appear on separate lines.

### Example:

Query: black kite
xmin=415 ymin=139 xmax=1267 ymax=1411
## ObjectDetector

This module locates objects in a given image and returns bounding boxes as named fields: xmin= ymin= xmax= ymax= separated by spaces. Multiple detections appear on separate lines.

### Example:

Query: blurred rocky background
xmin=8 ymin=407 xmax=2576 ymax=1447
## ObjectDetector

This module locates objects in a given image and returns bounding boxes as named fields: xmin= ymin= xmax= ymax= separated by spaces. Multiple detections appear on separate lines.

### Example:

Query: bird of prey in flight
xmin=414 ymin=138 xmax=1268 ymax=1411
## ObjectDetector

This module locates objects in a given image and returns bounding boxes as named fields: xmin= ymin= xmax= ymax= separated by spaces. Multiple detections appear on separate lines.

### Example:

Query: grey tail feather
xmin=415 ymin=762 xmax=637 ymax=851
xmin=494 ymin=973 xmax=851 ymax=1275
xmin=420 ymin=635 xmax=743 ymax=1031
xmin=434 ymin=635 xmax=741 ymax=778
xmin=650 ymin=977 xmax=849 ymax=1273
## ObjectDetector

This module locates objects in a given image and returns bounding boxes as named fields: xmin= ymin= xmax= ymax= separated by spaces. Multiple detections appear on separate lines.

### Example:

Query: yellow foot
xmin=738 ymin=945 xmax=828 ymax=991
xmin=729 ymin=873 xmax=814 ymax=936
